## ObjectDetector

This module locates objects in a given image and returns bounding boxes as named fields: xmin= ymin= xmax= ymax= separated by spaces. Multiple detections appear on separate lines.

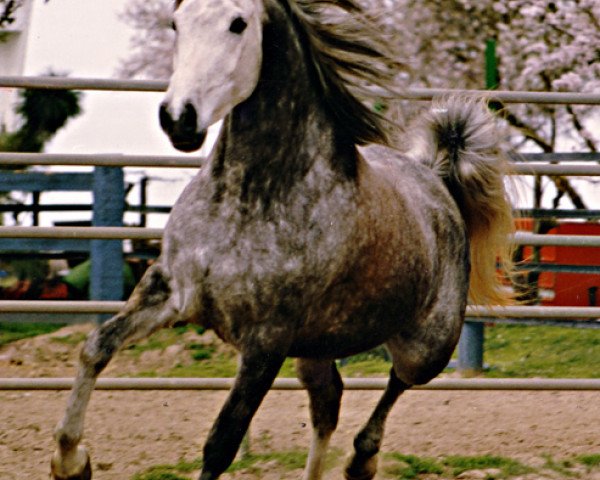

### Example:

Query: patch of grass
xmin=132 ymin=472 xmax=189 ymax=480
xmin=278 ymin=358 xmax=297 ymax=377
xmin=125 ymin=325 xmax=206 ymax=359
xmin=187 ymin=344 xmax=215 ymax=361
xmin=384 ymin=453 xmax=444 ymax=479
xmin=577 ymin=454 xmax=600 ymax=468
xmin=51 ymin=331 xmax=88 ymax=346
xmin=542 ymin=454 xmax=580 ymax=477
xmin=484 ymin=325 xmax=600 ymax=378
xmin=0 ymin=322 xmax=65 ymax=347
xmin=131 ymin=458 xmax=202 ymax=480
xmin=125 ymin=330 xmax=179 ymax=357
xmin=443 ymin=454 xmax=531 ymax=477
xmin=132 ymin=452 xmax=308 ymax=480
xmin=133 ymin=452 xmax=600 ymax=480
xmin=170 ymin=458 xmax=203 ymax=473
xmin=337 ymin=346 xmax=392 ymax=378
xmin=137 ymin=351 xmax=238 ymax=378
xmin=339 ymin=357 xmax=391 ymax=377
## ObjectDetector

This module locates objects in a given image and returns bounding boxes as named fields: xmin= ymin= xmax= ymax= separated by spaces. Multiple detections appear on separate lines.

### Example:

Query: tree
xmin=0 ymin=0 xmax=23 ymax=28
xmin=0 ymin=0 xmax=49 ymax=29
xmin=388 ymin=0 xmax=600 ymax=208
xmin=116 ymin=0 xmax=175 ymax=79
xmin=0 ymin=77 xmax=82 ymax=226
xmin=0 ymin=80 xmax=82 ymax=154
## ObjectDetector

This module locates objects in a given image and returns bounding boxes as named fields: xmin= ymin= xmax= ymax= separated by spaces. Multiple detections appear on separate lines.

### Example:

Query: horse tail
xmin=408 ymin=96 xmax=514 ymax=305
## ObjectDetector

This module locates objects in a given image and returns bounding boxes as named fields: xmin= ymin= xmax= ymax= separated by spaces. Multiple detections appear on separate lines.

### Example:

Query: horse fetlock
xmin=54 ymin=427 xmax=80 ymax=452
xmin=344 ymin=453 xmax=378 ymax=480
xmin=50 ymin=445 xmax=92 ymax=480
xmin=353 ymin=430 xmax=381 ymax=458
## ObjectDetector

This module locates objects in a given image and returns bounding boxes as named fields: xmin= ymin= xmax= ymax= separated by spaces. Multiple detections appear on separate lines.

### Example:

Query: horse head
xmin=159 ymin=0 xmax=264 ymax=152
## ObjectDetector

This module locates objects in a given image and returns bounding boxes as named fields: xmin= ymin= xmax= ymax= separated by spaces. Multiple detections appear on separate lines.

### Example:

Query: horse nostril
xmin=181 ymin=103 xmax=198 ymax=133
xmin=159 ymin=102 xmax=174 ymax=133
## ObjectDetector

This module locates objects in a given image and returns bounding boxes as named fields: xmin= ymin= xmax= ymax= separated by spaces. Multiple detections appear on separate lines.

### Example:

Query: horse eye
xmin=229 ymin=17 xmax=247 ymax=34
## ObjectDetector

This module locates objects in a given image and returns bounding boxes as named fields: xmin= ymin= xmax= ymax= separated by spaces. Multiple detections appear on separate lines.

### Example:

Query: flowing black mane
xmin=283 ymin=0 xmax=404 ymax=146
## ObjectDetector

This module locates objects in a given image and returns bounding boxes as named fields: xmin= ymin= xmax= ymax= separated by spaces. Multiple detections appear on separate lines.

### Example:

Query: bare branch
xmin=565 ymin=105 xmax=598 ymax=153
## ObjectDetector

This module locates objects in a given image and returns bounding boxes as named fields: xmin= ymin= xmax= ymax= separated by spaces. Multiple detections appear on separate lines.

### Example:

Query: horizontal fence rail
xmin=0 ymin=226 xmax=163 ymax=240
xmin=511 ymin=152 xmax=600 ymax=162
xmin=0 ymin=152 xmax=204 ymax=168
xmin=1 ymin=301 xmax=599 ymax=319
xmin=2 ymin=205 xmax=598 ymax=220
xmin=512 ymin=232 xmax=600 ymax=247
xmin=2 ymin=152 xmax=600 ymax=176
xmin=0 ymin=75 xmax=167 ymax=92
xmin=0 ymin=300 xmax=124 ymax=313
xmin=4 ymin=75 xmax=600 ymax=105
xmin=511 ymin=164 xmax=600 ymax=176
xmin=0 ymin=377 xmax=598 ymax=391
xmin=516 ymin=209 xmax=600 ymax=220
xmin=2 ymin=227 xmax=599 ymax=247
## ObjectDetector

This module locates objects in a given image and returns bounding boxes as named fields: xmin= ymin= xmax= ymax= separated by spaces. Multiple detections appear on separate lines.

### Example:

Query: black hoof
xmin=344 ymin=455 xmax=377 ymax=480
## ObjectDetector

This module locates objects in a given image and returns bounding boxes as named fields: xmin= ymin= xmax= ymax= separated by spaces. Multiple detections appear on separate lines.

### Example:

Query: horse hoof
xmin=344 ymin=455 xmax=377 ymax=480
xmin=51 ymin=449 xmax=92 ymax=480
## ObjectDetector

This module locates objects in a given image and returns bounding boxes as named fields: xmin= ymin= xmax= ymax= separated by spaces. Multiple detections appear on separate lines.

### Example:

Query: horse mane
xmin=283 ymin=0 xmax=405 ymax=146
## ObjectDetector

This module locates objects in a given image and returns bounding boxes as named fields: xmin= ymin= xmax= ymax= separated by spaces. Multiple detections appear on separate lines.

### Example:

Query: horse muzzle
xmin=159 ymin=101 xmax=207 ymax=152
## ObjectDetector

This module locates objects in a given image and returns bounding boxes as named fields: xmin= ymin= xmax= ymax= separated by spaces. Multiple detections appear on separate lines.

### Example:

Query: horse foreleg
xmin=51 ymin=266 xmax=175 ymax=480
xmin=296 ymin=359 xmax=343 ymax=480
xmin=199 ymin=348 xmax=285 ymax=480
xmin=345 ymin=368 xmax=409 ymax=480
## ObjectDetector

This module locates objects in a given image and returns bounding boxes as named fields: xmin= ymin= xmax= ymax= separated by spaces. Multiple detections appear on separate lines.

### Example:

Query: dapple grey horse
xmin=51 ymin=0 xmax=513 ymax=479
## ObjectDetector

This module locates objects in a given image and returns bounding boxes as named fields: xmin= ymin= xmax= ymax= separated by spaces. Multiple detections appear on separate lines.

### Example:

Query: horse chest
xmin=162 ymin=178 xmax=361 ymax=330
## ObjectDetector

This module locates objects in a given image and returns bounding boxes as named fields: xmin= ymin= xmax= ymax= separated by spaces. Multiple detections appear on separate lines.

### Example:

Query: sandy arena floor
xmin=0 ymin=325 xmax=598 ymax=479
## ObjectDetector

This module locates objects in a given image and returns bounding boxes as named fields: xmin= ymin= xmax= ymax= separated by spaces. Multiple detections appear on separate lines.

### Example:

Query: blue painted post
xmin=457 ymin=321 xmax=484 ymax=375
xmin=91 ymin=166 xmax=124 ymax=323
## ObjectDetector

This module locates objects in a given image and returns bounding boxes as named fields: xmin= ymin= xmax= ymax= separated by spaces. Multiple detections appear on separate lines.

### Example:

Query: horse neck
xmin=210 ymin=0 xmax=357 ymax=210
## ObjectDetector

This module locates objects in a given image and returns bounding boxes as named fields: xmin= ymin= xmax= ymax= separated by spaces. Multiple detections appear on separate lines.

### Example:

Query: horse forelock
xmin=278 ymin=0 xmax=404 ymax=146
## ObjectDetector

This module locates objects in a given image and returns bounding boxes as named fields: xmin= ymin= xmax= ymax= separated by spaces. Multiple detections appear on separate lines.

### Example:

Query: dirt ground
xmin=0 ymin=325 xmax=599 ymax=479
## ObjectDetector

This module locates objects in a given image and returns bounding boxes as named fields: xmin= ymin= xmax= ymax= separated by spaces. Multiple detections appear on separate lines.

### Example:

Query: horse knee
xmin=79 ymin=315 xmax=133 ymax=375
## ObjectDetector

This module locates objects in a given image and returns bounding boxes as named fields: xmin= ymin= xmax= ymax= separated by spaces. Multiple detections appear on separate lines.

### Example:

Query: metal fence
xmin=1 ymin=75 xmax=599 ymax=390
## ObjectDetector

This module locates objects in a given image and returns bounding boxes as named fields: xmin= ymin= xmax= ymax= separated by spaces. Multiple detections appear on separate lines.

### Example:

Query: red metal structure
xmin=538 ymin=223 xmax=600 ymax=307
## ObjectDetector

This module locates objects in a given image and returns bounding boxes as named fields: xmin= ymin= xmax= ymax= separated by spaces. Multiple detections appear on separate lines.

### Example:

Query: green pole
xmin=485 ymin=38 xmax=499 ymax=90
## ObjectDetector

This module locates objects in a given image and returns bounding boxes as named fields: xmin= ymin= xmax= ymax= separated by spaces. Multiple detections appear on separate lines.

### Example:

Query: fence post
xmin=91 ymin=166 xmax=124 ymax=323
xmin=457 ymin=321 xmax=484 ymax=375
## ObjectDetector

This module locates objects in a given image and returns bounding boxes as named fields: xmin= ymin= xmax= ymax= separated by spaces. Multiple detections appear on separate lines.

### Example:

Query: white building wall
xmin=0 ymin=0 xmax=34 ymax=131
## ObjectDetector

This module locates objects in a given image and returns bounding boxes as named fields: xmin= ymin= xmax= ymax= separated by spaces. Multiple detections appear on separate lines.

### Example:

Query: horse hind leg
xmin=296 ymin=358 xmax=343 ymax=480
xmin=345 ymin=368 xmax=409 ymax=480
xmin=51 ymin=265 xmax=178 ymax=480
